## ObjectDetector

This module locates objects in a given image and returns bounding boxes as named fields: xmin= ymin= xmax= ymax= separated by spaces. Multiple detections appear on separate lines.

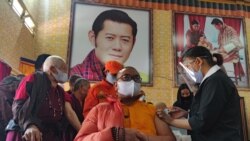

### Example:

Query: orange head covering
xmin=104 ymin=60 xmax=123 ymax=75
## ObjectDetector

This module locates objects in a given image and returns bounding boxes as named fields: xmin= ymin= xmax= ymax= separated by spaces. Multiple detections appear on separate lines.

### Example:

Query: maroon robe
xmin=6 ymin=72 xmax=66 ymax=141
xmin=63 ymin=93 xmax=84 ymax=141
xmin=0 ymin=60 xmax=12 ymax=81
xmin=0 ymin=76 xmax=22 ymax=141
xmin=0 ymin=85 xmax=15 ymax=140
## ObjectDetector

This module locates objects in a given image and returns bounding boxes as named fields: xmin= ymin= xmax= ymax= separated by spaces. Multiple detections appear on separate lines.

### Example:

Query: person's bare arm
xmin=64 ymin=102 xmax=81 ymax=131
xmin=146 ymin=116 xmax=176 ymax=141
xmin=157 ymin=109 xmax=192 ymax=130
xmin=168 ymin=118 xmax=191 ymax=130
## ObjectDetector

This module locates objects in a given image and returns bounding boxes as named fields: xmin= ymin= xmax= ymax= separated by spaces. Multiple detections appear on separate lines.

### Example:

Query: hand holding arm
xmin=168 ymin=106 xmax=188 ymax=119
xmin=156 ymin=109 xmax=192 ymax=130
xmin=22 ymin=125 xmax=42 ymax=141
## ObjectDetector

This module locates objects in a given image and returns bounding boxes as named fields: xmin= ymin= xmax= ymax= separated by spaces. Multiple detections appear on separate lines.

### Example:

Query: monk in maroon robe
xmin=6 ymin=55 xmax=68 ymax=141
xmin=64 ymin=78 xmax=90 ymax=141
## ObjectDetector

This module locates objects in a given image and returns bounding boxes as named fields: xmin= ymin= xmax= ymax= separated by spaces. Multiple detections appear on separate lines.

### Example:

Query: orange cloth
xmin=75 ymin=102 xmax=123 ymax=141
xmin=122 ymin=101 xmax=156 ymax=136
xmin=75 ymin=100 xmax=156 ymax=141
xmin=83 ymin=80 xmax=117 ymax=117
xmin=104 ymin=60 xmax=123 ymax=75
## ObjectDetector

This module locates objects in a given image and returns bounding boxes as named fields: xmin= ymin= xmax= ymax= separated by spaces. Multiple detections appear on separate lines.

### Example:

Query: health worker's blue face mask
xmin=183 ymin=59 xmax=203 ymax=83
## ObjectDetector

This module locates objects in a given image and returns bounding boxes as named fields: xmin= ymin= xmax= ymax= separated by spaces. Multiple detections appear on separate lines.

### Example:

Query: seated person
xmin=173 ymin=83 xmax=193 ymax=111
xmin=74 ymin=66 xmax=176 ymax=141
xmin=64 ymin=78 xmax=90 ymax=141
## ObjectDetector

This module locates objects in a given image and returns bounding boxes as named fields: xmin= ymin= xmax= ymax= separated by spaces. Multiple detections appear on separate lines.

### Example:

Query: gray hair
xmin=42 ymin=55 xmax=66 ymax=72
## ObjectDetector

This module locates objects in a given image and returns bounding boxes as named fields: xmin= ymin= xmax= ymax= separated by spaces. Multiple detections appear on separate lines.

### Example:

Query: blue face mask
xmin=106 ymin=72 xmax=117 ymax=84
xmin=191 ymin=66 xmax=203 ymax=83
xmin=53 ymin=68 xmax=68 ymax=83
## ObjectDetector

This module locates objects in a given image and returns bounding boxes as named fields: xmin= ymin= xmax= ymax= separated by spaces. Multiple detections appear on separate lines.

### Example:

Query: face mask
xmin=117 ymin=80 xmax=141 ymax=97
xmin=190 ymin=66 xmax=203 ymax=83
xmin=106 ymin=72 xmax=116 ymax=84
xmin=52 ymin=68 xmax=68 ymax=83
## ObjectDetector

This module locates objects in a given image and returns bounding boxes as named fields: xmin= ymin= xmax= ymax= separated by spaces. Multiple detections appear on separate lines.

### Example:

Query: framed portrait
xmin=240 ymin=97 xmax=248 ymax=141
xmin=173 ymin=12 xmax=249 ymax=88
xmin=67 ymin=0 xmax=153 ymax=85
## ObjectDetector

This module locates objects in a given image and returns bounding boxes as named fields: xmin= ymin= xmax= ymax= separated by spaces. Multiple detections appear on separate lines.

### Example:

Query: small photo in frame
xmin=173 ymin=12 xmax=249 ymax=88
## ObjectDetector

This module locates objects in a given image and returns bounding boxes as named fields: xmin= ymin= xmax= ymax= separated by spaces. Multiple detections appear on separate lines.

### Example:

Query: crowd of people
xmin=0 ymin=9 xmax=244 ymax=141
xmin=0 ymin=46 xmax=243 ymax=141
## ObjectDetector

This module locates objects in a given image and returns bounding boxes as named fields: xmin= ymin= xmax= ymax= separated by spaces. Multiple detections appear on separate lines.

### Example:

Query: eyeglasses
xmin=118 ymin=74 xmax=142 ymax=83
xmin=183 ymin=60 xmax=195 ymax=67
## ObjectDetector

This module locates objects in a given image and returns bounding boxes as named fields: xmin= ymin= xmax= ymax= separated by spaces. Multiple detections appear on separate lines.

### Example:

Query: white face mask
xmin=117 ymin=80 xmax=141 ymax=97
xmin=52 ymin=68 xmax=68 ymax=83
xmin=106 ymin=72 xmax=116 ymax=84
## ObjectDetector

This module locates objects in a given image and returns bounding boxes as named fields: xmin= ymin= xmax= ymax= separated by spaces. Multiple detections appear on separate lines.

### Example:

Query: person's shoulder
xmin=33 ymin=71 xmax=49 ymax=80
xmin=96 ymin=102 xmax=112 ymax=107
xmin=224 ymin=24 xmax=236 ymax=32
xmin=70 ymin=53 xmax=92 ymax=75
xmin=146 ymin=102 xmax=156 ymax=110
xmin=22 ymin=73 xmax=35 ymax=83
xmin=90 ymin=81 xmax=106 ymax=90
xmin=136 ymin=101 xmax=156 ymax=111
xmin=64 ymin=92 xmax=73 ymax=103
xmin=204 ymin=70 xmax=233 ymax=87
xmin=70 ymin=63 xmax=84 ymax=75
xmin=94 ymin=102 xmax=114 ymax=111
xmin=209 ymin=69 xmax=227 ymax=79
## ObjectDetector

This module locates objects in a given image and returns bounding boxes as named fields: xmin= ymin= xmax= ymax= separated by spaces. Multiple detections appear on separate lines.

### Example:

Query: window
xmin=8 ymin=0 xmax=36 ymax=35
xmin=12 ymin=0 xmax=24 ymax=17
xmin=24 ymin=16 xmax=35 ymax=34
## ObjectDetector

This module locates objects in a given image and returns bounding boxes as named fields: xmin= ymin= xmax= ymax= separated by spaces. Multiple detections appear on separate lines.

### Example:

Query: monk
xmin=75 ymin=66 xmax=176 ymax=141
xmin=83 ymin=60 xmax=123 ymax=117
xmin=67 ymin=74 xmax=82 ymax=95
xmin=64 ymin=78 xmax=90 ymax=141
xmin=6 ymin=55 xmax=68 ymax=141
